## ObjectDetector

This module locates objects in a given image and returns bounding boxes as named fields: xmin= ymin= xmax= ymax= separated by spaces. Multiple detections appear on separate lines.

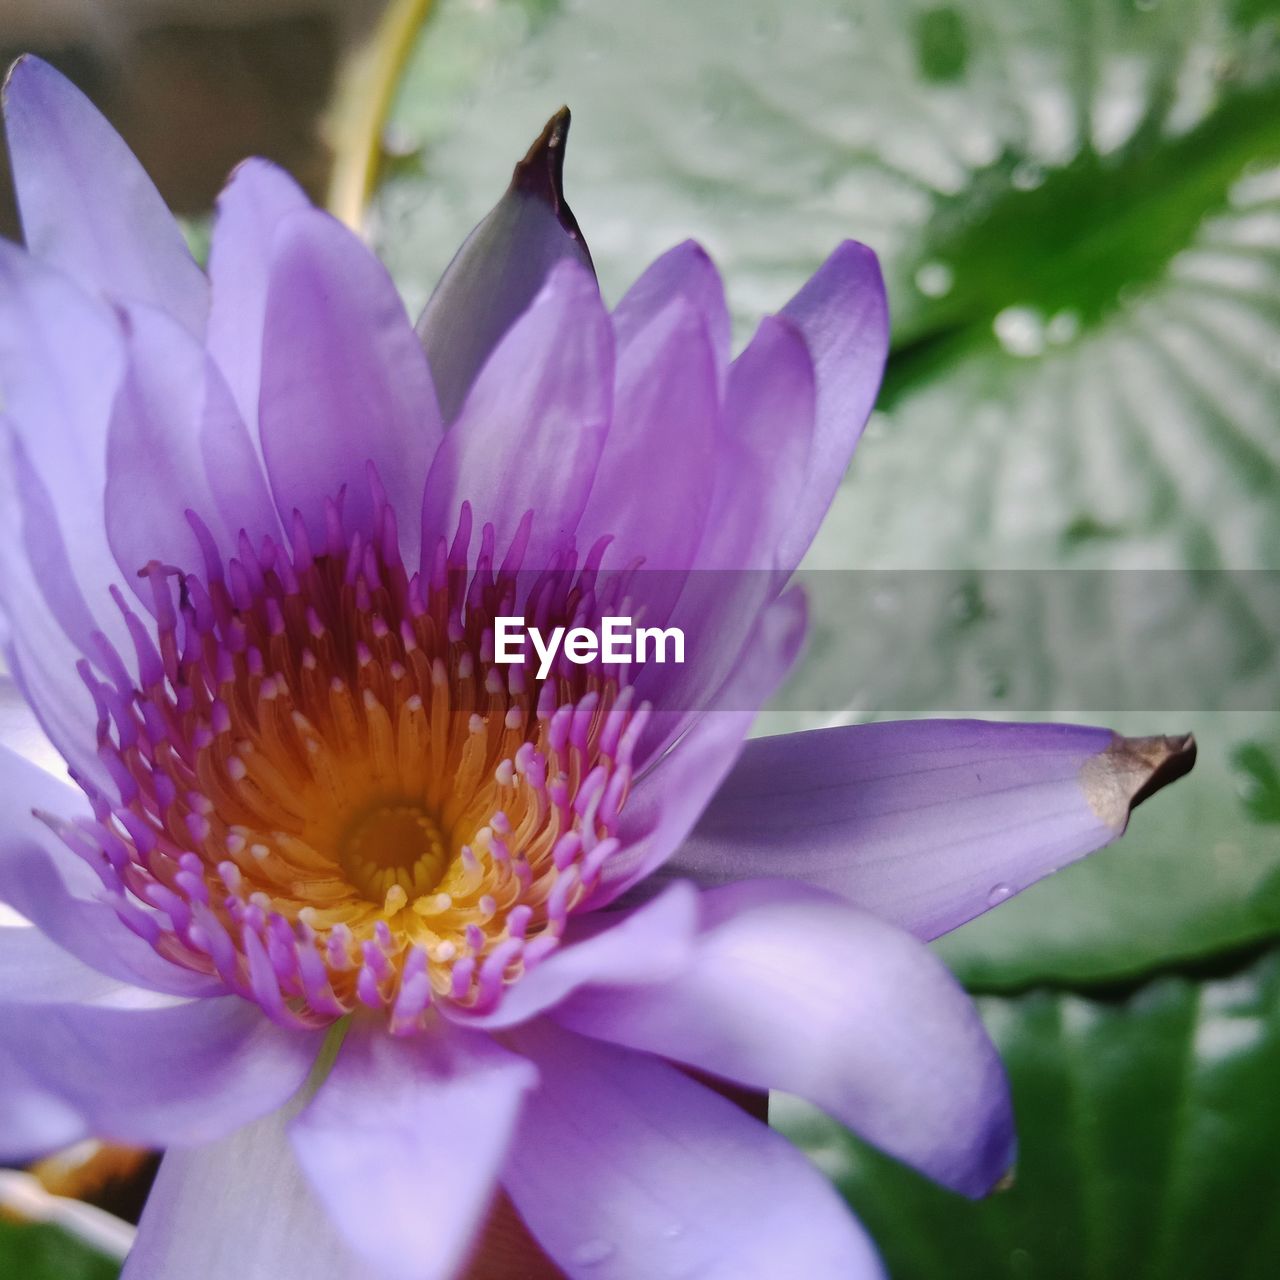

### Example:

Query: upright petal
xmin=260 ymin=209 xmax=442 ymax=554
xmin=504 ymin=1021 xmax=884 ymax=1280
xmin=124 ymin=1102 xmax=369 ymax=1280
xmin=610 ymin=241 xmax=731 ymax=395
xmin=664 ymin=719 xmax=1197 ymax=939
xmin=574 ymin=297 xmax=719 ymax=572
xmin=106 ymin=304 xmax=277 ymax=591
xmin=0 ymin=241 xmax=128 ymax=654
xmin=421 ymin=259 xmax=612 ymax=569
xmin=207 ymin=159 xmax=312 ymax=437
xmin=645 ymin=318 xmax=815 ymax=724
xmin=291 ymin=1020 xmax=537 ymax=1280
xmin=777 ymin=240 xmax=888 ymax=567
xmin=0 ymin=443 xmax=109 ymax=790
xmin=3 ymin=56 xmax=208 ymax=335
xmin=693 ymin=315 xmax=815 ymax=573
xmin=417 ymin=108 xmax=594 ymax=422
xmin=554 ymin=879 xmax=1013 ymax=1196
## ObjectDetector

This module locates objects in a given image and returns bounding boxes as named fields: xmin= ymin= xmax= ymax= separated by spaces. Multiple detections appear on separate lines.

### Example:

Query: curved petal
xmin=554 ymin=879 xmax=1013 ymax=1196
xmin=574 ymin=297 xmax=719 ymax=572
xmin=644 ymin=318 xmax=815 ymax=720
xmin=777 ymin=240 xmax=888 ymax=568
xmin=124 ymin=1101 xmax=369 ymax=1280
xmin=0 ymin=921 xmax=135 ymax=1162
xmin=3 ymin=56 xmax=208 ymax=335
xmin=106 ymin=304 xmax=277 ymax=591
xmin=291 ymin=1020 xmax=537 ymax=1280
xmin=0 ymin=475 xmax=107 ymax=791
xmin=0 ymin=240 xmax=129 ymax=656
xmin=260 ymin=209 xmax=442 ymax=554
xmin=417 ymin=108 xmax=594 ymax=423
xmin=504 ymin=1021 xmax=884 ymax=1280
xmin=0 ymin=672 xmax=62 ymax=776
xmin=0 ymin=992 xmax=322 ymax=1148
xmin=421 ymin=259 xmax=612 ymax=570
xmin=693 ymin=315 xmax=815 ymax=572
xmin=0 ymin=741 xmax=218 ymax=996
xmin=610 ymin=241 xmax=730 ymax=395
xmin=0 ymin=922 xmax=138 ymax=1006
xmin=585 ymin=587 xmax=808 ymax=908
xmin=449 ymin=881 xmax=699 ymax=1031
xmin=664 ymin=719 xmax=1197 ymax=940
xmin=0 ymin=992 xmax=88 ymax=1159
xmin=207 ymin=158 xmax=311 ymax=437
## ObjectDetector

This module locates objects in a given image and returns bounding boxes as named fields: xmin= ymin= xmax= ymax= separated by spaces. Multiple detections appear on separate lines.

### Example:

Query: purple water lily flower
xmin=0 ymin=57 xmax=1194 ymax=1280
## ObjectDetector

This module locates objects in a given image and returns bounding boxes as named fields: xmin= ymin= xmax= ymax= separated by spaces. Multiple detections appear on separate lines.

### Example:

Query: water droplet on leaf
xmin=915 ymin=260 xmax=955 ymax=297
xmin=994 ymin=306 xmax=1047 ymax=357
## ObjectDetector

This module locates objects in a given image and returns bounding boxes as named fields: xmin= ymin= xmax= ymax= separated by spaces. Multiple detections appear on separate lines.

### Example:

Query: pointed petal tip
xmin=1124 ymin=731 xmax=1197 ymax=808
xmin=3 ymin=53 xmax=37 ymax=109
xmin=1083 ymin=731 xmax=1197 ymax=829
xmin=510 ymin=106 xmax=591 ymax=265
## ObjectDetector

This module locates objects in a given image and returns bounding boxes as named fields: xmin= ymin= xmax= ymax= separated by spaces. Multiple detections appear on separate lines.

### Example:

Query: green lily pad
xmin=0 ymin=1221 xmax=119 ymax=1280
xmin=367 ymin=0 xmax=1280 ymax=983
xmin=775 ymin=946 xmax=1280 ymax=1279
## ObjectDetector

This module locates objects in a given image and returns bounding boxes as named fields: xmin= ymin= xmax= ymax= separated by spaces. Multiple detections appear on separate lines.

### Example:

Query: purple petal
xmin=0 ymin=742 xmax=220 ymax=997
xmin=3 ymin=56 xmax=208 ymax=335
xmin=694 ymin=315 xmax=815 ymax=572
xmin=0 ymin=922 xmax=137 ymax=1007
xmin=665 ymin=719 xmax=1197 ymax=940
xmin=421 ymin=259 xmax=612 ymax=569
xmin=555 ymin=879 xmax=1013 ymax=1196
xmin=417 ymin=108 xmax=594 ymax=423
xmin=504 ymin=1021 xmax=884 ymax=1280
xmin=0 ymin=240 xmax=129 ymax=655
xmin=260 ymin=209 xmax=442 ymax=555
xmin=585 ymin=587 xmax=808 ymax=909
xmin=574 ymin=297 xmax=719 ymax=572
xmin=0 ymin=991 xmax=321 ymax=1148
xmin=777 ymin=241 xmax=888 ymax=568
xmin=0 ymin=460 xmax=108 ymax=791
xmin=449 ymin=881 xmax=699 ymax=1030
xmin=106 ymin=304 xmax=277 ymax=592
xmin=0 ymin=673 xmax=62 ymax=775
xmin=642 ymin=318 xmax=815 ymax=725
xmin=207 ymin=159 xmax=311 ymax=437
xmin=124 ymin=1104 xmax=369 ymax=1280
xmin=0 ymin=954 xmax=88 ymax=1157
xmin=611 ymin=241 xmax=731 ymax=395
xmin=0 ymin=911 xmax=132 ymax=1162
xmin=291 ymin=1020 xmax=537 ymax=1280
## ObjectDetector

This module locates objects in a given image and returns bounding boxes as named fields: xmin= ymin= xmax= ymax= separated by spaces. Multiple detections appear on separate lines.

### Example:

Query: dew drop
xmin=914 ymin=260 xmax=955 ymax=298
xmin=987 ymin=882 xmax=1014 ymax=906
xmin=993 ymin=306 xmax=1047 ymax=357
xmin=1045 ymin=310 xmax=1080 ymax=346
xmin=572 ymin=1240 xmax=617 ymax=1266
xmin=1011 ymin=160 xmax=1046 ymax=191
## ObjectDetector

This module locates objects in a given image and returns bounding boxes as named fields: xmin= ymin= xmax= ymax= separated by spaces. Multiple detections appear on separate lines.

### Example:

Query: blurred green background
xmin=2 ymin=0 xmax=1279 ymax=1275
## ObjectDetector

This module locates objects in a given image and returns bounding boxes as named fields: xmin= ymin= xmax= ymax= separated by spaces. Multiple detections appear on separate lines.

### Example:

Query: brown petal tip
xmin=509 ymin=107 xmax=591 ymax=260
xmin=1082 ymin=733 xmax=1198 ymax=829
